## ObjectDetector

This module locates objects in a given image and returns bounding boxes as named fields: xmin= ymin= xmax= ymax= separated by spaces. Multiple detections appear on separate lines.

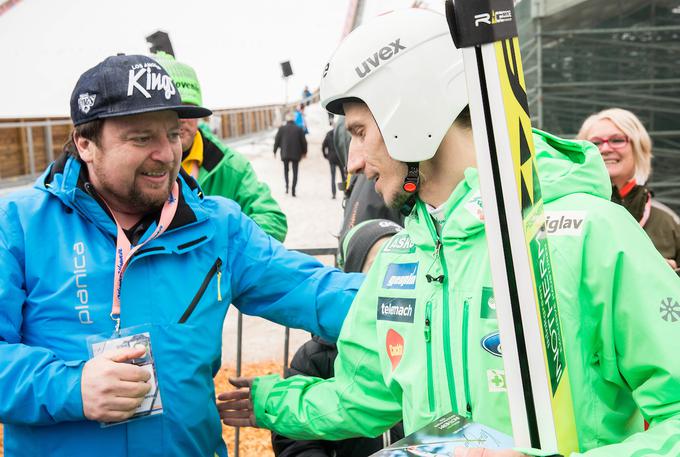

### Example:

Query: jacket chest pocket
xmin=178 ymin=258 xmax=223 ymax=323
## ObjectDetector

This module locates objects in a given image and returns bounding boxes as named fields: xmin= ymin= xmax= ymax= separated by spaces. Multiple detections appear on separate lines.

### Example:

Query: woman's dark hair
xmin=62 ymin=119 xmax=104 ymax=158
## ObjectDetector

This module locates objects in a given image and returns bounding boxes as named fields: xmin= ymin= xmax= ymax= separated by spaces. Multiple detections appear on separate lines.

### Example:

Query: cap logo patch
xmin=78 ymin=93 xmax=96 ymax=114
xmin=127 ymin=62 xmax=176 ymax=100
xmin=386 ymin=328 xmax=404 ymax=370
xmin=355 ymin=38 xmax=406 ymax=79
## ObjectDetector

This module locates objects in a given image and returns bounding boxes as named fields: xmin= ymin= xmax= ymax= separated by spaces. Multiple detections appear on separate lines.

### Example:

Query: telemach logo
xmin=377 ymin=297 xmax=416 ymax=323
xmin=355 ymin=39 xmax=406 ymax=78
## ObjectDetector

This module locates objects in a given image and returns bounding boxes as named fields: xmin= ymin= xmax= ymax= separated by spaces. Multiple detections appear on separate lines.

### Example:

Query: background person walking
xmin=321 ymin=128 xmax=346 ymax=199
xmin=274 ymin=113 xmax=307 ymax=197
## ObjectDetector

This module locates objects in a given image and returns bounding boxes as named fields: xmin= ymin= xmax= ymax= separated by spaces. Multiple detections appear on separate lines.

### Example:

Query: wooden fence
xmin=0 ymin=92 xmax=319 ymax=181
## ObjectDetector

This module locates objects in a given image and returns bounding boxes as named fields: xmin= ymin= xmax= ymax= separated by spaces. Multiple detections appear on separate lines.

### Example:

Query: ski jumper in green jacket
xmin=251 ymin=130 xmax=680 ymax=456
xmin=183 ymin=123 xmax=288 ymax=242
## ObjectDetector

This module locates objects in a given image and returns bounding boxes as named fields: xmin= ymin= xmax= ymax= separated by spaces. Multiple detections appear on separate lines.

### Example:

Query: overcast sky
xmin=0 ymin=0 xmax=444 ymax=118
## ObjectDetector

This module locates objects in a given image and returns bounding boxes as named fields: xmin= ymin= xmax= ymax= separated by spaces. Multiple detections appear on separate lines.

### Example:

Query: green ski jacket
xmin=252 ymin=130 xmax=680 ymax=456
xmin=194 ymin=124 xmax=287 ymax=242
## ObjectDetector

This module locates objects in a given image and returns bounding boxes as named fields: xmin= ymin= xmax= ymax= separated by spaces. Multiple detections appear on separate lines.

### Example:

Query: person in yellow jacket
xmin=153 ymin=52 xmax=287 ymax=242
xmin=218 ymin=9 xmax=680 ymax=457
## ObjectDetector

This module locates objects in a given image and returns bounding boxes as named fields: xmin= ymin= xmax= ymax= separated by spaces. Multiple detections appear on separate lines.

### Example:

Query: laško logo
xmin=386 ymin=328 xmax=404 ymax=370
xmin=355 ymin=39 xmax=406 ymax=78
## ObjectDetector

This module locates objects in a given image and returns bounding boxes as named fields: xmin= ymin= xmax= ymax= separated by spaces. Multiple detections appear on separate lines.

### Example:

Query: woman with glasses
xmin=578 ymin=108 xmax=680 ymax=272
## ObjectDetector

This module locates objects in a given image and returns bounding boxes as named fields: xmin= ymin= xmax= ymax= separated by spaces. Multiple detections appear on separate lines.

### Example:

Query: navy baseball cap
xmin=70 ymin=54 xmax=212 ymax=126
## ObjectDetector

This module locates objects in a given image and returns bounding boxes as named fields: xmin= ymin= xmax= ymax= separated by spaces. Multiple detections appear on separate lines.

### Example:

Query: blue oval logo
xmin=481 ymin=331 xmax=502 ymax=357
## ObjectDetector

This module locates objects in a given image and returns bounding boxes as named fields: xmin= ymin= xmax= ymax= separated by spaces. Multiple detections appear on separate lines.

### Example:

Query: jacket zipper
xmin=424 ymin=300 xmax=435 ymax=412
xmin=462 ymin=299 xmax=472 ymax=419
xmin=178 ymin=258 xmax=222 ymax=323
xmin=419 ymin=200 xmax=458 ymax=414
xmin=438 ymin=240 xmax=458 ymax=413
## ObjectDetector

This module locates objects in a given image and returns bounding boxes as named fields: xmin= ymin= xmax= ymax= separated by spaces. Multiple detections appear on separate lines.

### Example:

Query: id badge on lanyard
xmin=86 ymin=183 xmax=179 ymax=427
xmin=87 ymin=327 xmax=163 ymax=427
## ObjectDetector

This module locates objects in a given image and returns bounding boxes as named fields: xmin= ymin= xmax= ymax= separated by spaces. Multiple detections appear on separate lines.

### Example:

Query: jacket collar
xmin=38 ymin=153 xmax=211 ymax=240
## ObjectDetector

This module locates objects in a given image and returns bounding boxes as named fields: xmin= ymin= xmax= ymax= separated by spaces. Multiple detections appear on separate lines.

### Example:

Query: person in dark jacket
xmin=578 ymin=108 xmax=680 ymax=273
xmin=271 ymin=219 xmax=405 ymax=457
xmin=322 ymin=129 xmax=346 ymax=199
xmin=274 ymin=113 xmax=308 ymax=197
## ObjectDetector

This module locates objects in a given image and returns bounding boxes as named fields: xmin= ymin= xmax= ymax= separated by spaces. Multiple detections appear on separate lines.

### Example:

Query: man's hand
xmin=217 ymin=376 xmax=258 ymax=428
xmin=453 ymin=449 xmax=527 ymax=457
xmin=81 ymin=346 xmax=151 ymax=423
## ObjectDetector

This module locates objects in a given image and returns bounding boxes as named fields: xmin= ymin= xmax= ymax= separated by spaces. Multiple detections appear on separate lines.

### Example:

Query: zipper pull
xmin=424 ymin=301 xmax=432 ymax=342
xmin=466 ymin=403 xmax=472 ymax=419
xmin=433 ymin=240 xmax=442 ymax=261
xmin=216 ymin=258 xmax=223 ymax=302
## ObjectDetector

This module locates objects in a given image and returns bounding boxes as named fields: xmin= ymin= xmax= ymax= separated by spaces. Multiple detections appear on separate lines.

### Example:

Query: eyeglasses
xmin=588 ymin=135 xmax=629 ymax=150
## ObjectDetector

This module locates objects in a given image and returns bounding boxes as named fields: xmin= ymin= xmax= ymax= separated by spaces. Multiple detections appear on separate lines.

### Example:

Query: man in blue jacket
xmin=0 ymin=54 xmax=362 ymax=457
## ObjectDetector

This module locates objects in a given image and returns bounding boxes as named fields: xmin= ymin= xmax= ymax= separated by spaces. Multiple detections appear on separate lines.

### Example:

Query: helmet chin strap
xmin=399 ymin=162 xmax=419 ymax=216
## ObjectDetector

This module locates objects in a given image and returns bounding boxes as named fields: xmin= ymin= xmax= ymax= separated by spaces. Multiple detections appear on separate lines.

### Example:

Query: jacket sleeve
xmin=321 ymin=133 xmax=330 ymax=159
xmin=564 ymin=205 xmax=680 ymax=457
xmin=228 ymin=205 xmax=363 ymax=342
xmin=0 ymin=206 xmax=85 ymax=425
xmin=271 ymin=340 xmax=337 ymax=457
xmin=274 ymin=128 xmax=281 ymax=153
xmin=251 ymin=269 xmax=403 ymax=441
xmin=300 ymin=129 xmax=308 ymax=156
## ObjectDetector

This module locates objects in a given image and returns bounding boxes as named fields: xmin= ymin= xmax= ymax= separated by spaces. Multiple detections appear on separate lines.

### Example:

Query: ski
xmin=445 ymin=0 xmax=578 ymax=454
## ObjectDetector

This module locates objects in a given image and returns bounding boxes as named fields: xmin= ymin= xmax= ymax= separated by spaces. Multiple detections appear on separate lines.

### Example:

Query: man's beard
xmin=387 ymin=188 xmax=413 ymax=210
xmin=95 ymin=164 xmax=177 ymax=213
xmin=127 ymin=174 xmax=176 ymax=211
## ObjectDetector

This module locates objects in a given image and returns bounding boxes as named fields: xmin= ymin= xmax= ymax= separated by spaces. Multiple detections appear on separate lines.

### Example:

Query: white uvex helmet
xmin=320 ymin=8 xmax=468 ymax=163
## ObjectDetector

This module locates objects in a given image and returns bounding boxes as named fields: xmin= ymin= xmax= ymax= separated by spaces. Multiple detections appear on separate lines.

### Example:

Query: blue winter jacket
xmin=0 ymin=154 xmax=362 ymax=456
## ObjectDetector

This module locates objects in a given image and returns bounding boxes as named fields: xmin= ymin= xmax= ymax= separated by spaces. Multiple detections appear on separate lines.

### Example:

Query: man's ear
xmin=74 ymin=132 xmax=96 ymax=163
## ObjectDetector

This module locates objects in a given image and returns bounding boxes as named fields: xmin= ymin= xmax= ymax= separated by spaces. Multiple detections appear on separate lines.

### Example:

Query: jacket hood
xmin=407 ymin=129 xmax=612 ymax=245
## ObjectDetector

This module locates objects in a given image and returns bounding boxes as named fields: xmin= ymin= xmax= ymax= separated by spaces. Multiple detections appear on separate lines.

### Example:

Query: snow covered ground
xmin=0 ymin=103 xmax=346 ymax=368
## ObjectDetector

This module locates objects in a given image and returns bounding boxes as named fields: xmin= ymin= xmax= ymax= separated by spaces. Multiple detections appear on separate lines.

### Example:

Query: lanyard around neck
xmin=109 ymin=182 xmax=179 ymax=333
